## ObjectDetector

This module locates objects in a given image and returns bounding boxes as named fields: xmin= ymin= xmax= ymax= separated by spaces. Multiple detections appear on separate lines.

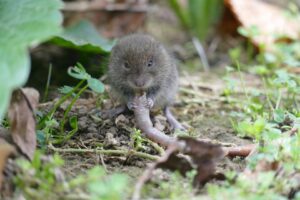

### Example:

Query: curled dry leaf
xmin=0 ymin=139 xmax=15 ymax=189
xmin=8 ymin=88 xmax=39 ymax=160
xmin=223 ymin=143 xmax=256 ymax=157
xmin=225 ymin=0 xmax=300 ymax=50
xmin=132 ymin=139 xmax=225 ymax=200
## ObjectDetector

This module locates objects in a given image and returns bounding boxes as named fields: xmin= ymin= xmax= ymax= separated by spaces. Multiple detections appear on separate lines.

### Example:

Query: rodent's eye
xmin=123 ymin=61 xmax=130 ymax=70
xmin=147 ymin=59 xmax=153 ymax=67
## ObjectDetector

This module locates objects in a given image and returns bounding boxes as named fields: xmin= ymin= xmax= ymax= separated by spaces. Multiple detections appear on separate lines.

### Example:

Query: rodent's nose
xmin=134 ymin=79 xmax=145 ymax=88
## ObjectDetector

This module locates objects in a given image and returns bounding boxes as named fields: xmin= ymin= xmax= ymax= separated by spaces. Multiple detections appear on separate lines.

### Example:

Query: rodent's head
xmin=109 ymin=34 xmax=171 ymax=91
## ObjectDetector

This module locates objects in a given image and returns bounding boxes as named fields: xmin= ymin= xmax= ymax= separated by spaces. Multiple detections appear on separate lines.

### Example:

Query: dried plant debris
xmin=8 ymin=88 xmax=40 ymax=160
xmin=132 ymin=137 xmax=225 ymax=200
xmin=0 ymin=141 xmax=15 ymax=189
xmin=0 ymin=88 xmax=39 ymax=197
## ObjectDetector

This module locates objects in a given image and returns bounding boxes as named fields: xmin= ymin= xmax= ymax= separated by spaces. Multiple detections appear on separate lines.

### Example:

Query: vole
xmin=106 ymin=34 xmax=184 ymax=131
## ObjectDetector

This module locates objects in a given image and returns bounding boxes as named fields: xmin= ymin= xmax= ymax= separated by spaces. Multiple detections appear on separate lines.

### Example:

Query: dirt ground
xmin=35 ymin=1 xmax=258 ymax=196
xmin=41 ymin=71 xmax=254 ymax=190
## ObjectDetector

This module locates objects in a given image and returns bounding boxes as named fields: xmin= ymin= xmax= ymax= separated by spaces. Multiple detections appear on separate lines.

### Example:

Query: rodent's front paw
xmin=127 ymin=101 xmax=137 ymax=110
xmin=146 ymin=98 xmax=154 ymax=109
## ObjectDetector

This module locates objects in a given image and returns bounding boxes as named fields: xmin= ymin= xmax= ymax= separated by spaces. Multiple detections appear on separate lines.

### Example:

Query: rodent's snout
xmin=134 ymin=79 xmax=146 ymax=88
xmin=128 ymin=75 xmax=153 ymax=90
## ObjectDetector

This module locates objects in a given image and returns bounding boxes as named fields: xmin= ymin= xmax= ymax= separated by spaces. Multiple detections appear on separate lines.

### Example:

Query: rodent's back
xmin=108 ymin=34 xmax=179 ymax=109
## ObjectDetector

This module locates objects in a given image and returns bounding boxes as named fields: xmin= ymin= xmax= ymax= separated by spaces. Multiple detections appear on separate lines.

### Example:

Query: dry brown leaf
xmin=0 ymin=139 xmax=15 ymax=189
xmin=8 ymin=88 xmax=39 ymax=160
xmin=132 ymin=138 xmax=225 ymax=200
xmin=225 ymin=0 xmax=300 ymax=50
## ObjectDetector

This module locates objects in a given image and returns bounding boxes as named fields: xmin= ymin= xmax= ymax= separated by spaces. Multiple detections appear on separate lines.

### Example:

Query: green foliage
xmin=37 ymin=63 xmax=105 ymax=145
xmin=52 ymin=20 xmax=115 ymax=54
xmin=143 ymin=171 xmax=196 ymax=200
xmin=188 ymin=0 xmax=223 ymax=40
xmin=207 ymin=172 xmax=287 ymax=200
xmin=131 ymin=128 xmax=145 ymax=151
xmin=14 ymin=151 xmax=129 ymax=200
xmin=68 ymin=63 xmax=105 ymax=93
xmin=169 ymin=0 xmax=223 ymax=41
xmin=87 ymin=167 xmax=129 ymax=200
xmin=0 ymin=0 xmax=63 ymax=120
xmin=222 ymin=23 xmax=300 ymax=199
xmin=208 ymin=129 xmax=300 ymax=200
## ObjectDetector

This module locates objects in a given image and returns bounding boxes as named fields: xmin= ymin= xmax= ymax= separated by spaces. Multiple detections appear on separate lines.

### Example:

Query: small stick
xmin=223 ymin=144 xmax=256 ymax=157
xmin=132 ymin=144 xmax=178 ymax=200
xmin=48 ymin=144 xmax=158 ymax=161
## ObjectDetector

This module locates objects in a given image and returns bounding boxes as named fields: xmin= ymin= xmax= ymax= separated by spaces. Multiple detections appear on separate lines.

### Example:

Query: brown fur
xmin=108 ymin=34 xmax=178 ymax=110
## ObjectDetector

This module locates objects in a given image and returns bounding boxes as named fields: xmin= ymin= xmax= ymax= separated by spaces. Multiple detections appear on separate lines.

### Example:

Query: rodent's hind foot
xmin=100 ymin=105 xmax=127 ymax=119
xmin=164 ymin=106 xmax=186 ymax=132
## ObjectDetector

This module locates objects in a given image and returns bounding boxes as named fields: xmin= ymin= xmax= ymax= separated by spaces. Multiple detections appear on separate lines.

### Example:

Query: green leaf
xmin=87 ymin=78 xmax=105 ymax=93
xmin=51 ymin=20 xmax=115 ymax=53
xmin=36 ymin=130 xmax=46 ymax=147
xmin=0 ymin=0 xmax=63 ymax=120
xmin=168 ymin=0 xmax=190 ymax=28
xmin=58 ymin=86 xmax=74 ymax=94
xmin=188 ymin=0 xmax=223 ymax=40
xmin=274 ymin=109 xmax=285 ymax=123
xmin=69 ymin=116 xmax=78 ymax=130
xmin=67 ymin=65 xmax=91 ymax=80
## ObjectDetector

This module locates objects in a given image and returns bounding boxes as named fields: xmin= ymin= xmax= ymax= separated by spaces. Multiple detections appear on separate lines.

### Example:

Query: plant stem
xmin=275 ymin=89 xmax=282 ymax=110
xmin=38 ymin=80 xmax=85 ymax=129
xmin=48 ymin=144 xmax=159 ymax=161
xmin=59 ymin=84 xmax=89 ymax=133
xmin=43 ymin=63 xmax=52 ymax=102
xmin=192 ymin=37 xmax=209 ymax=72
xmin=146 ymin=139 xmax=165 ymax=155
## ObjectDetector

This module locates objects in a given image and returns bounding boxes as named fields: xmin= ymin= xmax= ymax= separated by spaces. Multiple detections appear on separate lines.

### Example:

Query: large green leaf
xmin=0 ymin=0 xmax=63 ymax=120
xmin=52 ymin=20 xmax=115 ymax=53
xmin=188 ymin=0 xmax=223 ymax=41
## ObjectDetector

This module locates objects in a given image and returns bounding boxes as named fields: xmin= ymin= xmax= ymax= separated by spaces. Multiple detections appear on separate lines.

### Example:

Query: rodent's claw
xmin=127 ymin=101 xmax=137 ymax=110
xmin=146 ymin=98 xmax=154 ymax=109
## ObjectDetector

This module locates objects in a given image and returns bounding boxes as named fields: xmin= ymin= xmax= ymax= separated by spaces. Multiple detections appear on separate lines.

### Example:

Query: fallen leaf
xmin=224 ymin=0 xmax=300 ymax=50
xmin=132 ymin=138 xmax=225 ymax=200
xmin=8 ymin=88 xmax=39 ymax=160
xmin=0 ymin=139 xmax=15 ymax=189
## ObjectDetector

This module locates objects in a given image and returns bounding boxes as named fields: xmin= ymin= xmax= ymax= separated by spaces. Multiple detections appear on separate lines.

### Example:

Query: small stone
xmin=115 ymin=114 xmax=129 ymax=125
xmin=104 ymin=132 xmax=119 ymax=147
xmin=154 ymin=115 xmax=167 ymax=131
xmin=87 ymin=126 xmax=97 ymax=133
xmin=78 ymin=117 xmax=88 ymax=129
xmin=78 ymin=107 xmax=88 ymax=115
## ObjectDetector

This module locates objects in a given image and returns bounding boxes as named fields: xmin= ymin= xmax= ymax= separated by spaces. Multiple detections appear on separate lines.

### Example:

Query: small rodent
xmin=107 ymin=34 xmax=184 ymax=130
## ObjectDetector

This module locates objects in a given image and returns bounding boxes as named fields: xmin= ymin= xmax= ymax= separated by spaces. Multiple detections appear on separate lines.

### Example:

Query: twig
xmin=98 ymin=153 xmax=108 ymax=172
xmin=145 ymin=139 xmax=165 ymax=155
xmin=43 ymin=64 xmax=52 ymax=102
xmin=192 ymin=37 xmax=210 ymax=72
xmin=48 ymin=144 xmax=158 ymax=161
xmin=132 ymin=144 xmax=178 ymax=200
xmin=223 ymin=144 xmax=256 ymax=157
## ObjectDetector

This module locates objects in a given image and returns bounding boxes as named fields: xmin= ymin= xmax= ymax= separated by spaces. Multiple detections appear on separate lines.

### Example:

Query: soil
xmin=39 ymin=71 xmax=254 ymax=190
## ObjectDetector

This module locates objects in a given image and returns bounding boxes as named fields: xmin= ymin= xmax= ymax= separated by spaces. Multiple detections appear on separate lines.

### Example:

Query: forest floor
xmin=42 ymin=69 xmax=257 ymax=198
